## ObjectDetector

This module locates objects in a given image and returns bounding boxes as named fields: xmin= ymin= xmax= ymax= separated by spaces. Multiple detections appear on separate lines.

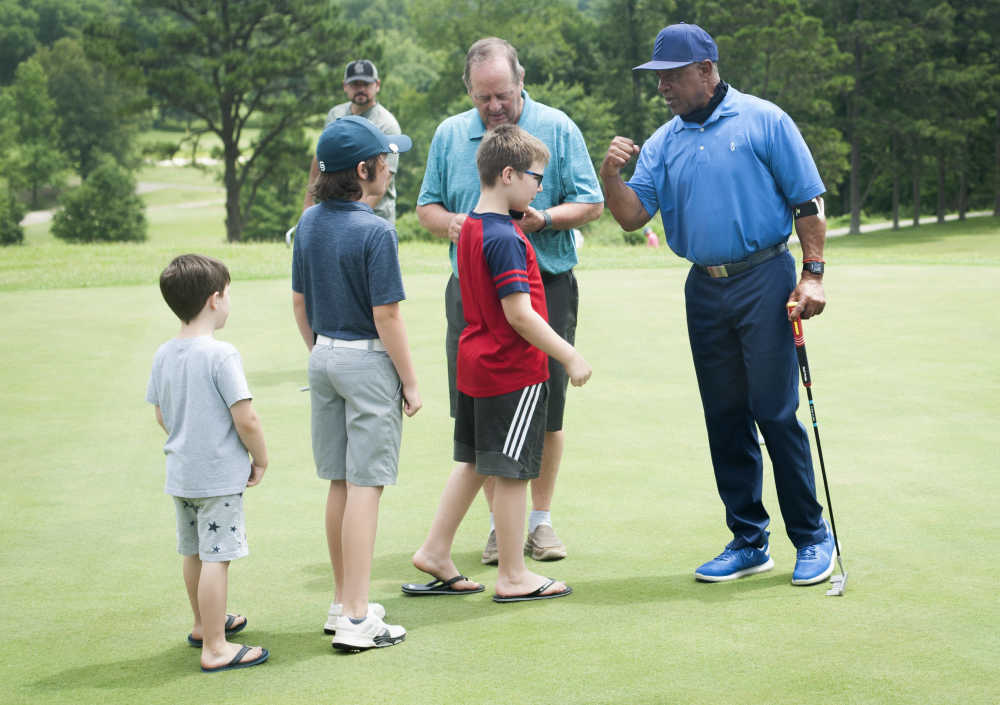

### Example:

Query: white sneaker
xmin=331 ymin=614 xmax=405 ymax=652
xmin=324 ymin=602 xmax=386 ymax=634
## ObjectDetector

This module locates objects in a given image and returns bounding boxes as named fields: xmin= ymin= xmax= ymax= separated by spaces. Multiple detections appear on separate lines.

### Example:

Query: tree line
xmin=1 ymin=0 xmax=997 ymax=245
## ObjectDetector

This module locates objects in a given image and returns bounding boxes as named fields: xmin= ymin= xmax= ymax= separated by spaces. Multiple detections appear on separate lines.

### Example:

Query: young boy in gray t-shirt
xmin=146 ymin=254 xmax=270 ymax=673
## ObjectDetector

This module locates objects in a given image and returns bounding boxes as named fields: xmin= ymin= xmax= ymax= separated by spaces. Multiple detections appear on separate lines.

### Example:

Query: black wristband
xmin=794 ymin=200 xmax=819 ymax=219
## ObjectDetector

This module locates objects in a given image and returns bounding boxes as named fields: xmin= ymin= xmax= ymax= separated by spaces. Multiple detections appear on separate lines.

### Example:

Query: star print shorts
xmin=173 ymin=494 xmax=249 ymax=562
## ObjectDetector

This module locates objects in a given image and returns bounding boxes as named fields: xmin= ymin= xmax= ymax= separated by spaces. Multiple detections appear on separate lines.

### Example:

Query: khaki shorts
xmin=174 ymin=494 xmax=248 ymax=561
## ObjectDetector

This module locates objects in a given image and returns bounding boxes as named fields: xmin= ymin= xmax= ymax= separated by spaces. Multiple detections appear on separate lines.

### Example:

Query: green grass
xmin=2 ymin=168 xmax=999 ymax=704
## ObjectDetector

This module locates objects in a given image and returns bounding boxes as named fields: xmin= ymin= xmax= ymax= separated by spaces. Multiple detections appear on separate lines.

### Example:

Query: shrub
xmin=51 ymin=159 xmax=146 ymax=242
xmin=0 ymin=189 xmax=25 ymax=246
xmin=394 ymin=210 xmax=437 ymax=243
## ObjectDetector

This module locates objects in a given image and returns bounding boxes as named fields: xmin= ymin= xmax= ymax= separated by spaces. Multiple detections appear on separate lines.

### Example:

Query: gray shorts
xmin=174 ymin=494 xmax=249 ymax=562
xmin=309 ymin=343 xmax=402 ymax=486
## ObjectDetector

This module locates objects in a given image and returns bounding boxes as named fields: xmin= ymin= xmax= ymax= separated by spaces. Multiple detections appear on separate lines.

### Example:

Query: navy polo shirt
xmin=291 ymin=200 xmax=405 ymax=340
xmin=627 ymin=87 xmax=824 ymax=266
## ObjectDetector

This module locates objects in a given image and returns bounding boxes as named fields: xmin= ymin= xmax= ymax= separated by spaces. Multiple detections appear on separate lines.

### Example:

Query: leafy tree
xmin=36 ymin=38 xmax=142 ymax=179
xmin=700 ymin=0 xmax=852 ymax=199
xmin=51 ymin=157 xmax=146 ymax=242
xmin=97 ymin=0 xmax=371 ymax=242
xmin=0 ymin=0 xmax=38 ymax=85
xmin=0 ymin=0 xmax=111 ymax=85
xmin=241 ymin=117 xmax=311 ymax=241
xmin=4 ymin=56 xmax=63 ymax=208
xmin=590 ymin=0 xmax=678 ymax=148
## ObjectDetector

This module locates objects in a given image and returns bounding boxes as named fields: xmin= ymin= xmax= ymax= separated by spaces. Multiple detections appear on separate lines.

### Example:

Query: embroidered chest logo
xmin=730 ymin=141 xmax=736 ymax=152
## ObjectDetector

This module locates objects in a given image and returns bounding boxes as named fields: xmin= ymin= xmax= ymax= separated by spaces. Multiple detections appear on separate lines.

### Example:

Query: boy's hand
xmin=402 ymin=383 xmax=422 ymax=417
xmin=566 ymin=352 xmax=592 ymax=387
xmin=246 ymin=463 xmax=266 ymax=487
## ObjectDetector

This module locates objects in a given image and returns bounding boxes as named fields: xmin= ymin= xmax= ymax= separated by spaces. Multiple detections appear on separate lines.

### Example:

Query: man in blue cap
xmin=600 ymin=23 xmax=837 ymax=587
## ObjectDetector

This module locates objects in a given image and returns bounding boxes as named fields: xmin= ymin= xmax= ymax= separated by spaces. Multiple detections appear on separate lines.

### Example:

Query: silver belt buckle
xmin=706 ymin=264 xmax=728 ymax=278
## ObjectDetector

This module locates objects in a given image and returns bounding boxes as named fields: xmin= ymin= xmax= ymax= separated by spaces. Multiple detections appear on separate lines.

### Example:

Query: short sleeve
xmin=417 ymin=125 xmax=446 ymax=207
xmin=769 ymin=113 xmax=825 ymax=205
xmin=214 ymin=350 xmax=252 ymax=408
xmin=626 ymin=137 xmax=663 ymax=218
xmin=482 ymin=225 xmax=530 ymax=300
xmin=366 ymin=227 xmax=406 ymax=306
xmin=557 ymin=121 xmax=603 ymax=204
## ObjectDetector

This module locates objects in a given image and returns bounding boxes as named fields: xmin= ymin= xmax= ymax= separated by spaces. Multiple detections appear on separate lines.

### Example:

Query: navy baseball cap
xmin=634 ymin=23 xmax=718 ymax=71
xmin=316 ymin=116 xmax=412 ymax=173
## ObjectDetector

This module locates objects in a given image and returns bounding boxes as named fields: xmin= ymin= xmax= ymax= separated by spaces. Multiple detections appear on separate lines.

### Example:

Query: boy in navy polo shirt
xmin=292 ymin=116 xmax=421 ymax=650
xmin=403 ymin=124 xmax=591 ymax=602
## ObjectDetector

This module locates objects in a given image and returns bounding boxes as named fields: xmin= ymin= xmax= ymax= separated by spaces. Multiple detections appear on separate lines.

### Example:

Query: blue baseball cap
xmin=316 ymin=115 xmax=412 ymax=173
xmin=634 ymin=23 xmax=718 ymax=71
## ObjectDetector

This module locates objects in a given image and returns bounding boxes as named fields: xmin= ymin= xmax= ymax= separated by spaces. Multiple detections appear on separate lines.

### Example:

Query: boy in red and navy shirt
xmin=404 ymin=124 xmax=591 ymax=603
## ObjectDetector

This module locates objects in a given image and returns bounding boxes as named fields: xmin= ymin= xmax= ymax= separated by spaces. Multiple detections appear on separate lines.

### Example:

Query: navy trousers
xmin=684 ymin=250 xmax=825 ymax=550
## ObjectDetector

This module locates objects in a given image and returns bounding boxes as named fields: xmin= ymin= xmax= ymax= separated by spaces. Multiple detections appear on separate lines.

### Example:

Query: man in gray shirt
xmin=302 ymin=60 xmax=402 ymax=223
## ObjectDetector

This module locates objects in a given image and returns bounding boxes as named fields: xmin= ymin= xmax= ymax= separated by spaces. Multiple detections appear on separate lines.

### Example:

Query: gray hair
xmin=463 ymin=37 xmax=525 ymax=90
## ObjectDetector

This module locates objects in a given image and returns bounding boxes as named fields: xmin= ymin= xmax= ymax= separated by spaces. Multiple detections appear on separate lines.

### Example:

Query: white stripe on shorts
xmin=502 ymin=383 xmax=542 ymax=462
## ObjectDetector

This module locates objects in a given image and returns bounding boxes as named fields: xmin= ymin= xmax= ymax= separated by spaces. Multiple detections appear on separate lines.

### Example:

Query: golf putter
xmin=788 ymin=303 xmax=848 ymax=596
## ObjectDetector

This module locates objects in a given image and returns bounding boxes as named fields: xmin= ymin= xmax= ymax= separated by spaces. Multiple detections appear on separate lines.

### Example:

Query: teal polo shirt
xmin=627 ymin=87 xmax=825 ymax=266
xmin=417 ymin=91 xmax=603 ymax=276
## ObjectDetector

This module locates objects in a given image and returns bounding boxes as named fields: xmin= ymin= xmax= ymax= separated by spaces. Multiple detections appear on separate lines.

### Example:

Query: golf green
xmin=1 ymin=225 xmax=998 ymax=704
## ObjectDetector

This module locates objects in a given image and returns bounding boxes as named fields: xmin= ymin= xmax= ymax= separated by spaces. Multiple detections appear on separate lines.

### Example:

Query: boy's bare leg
xmin=412 ymin=462 xmax=484 ymax=590
xmin=493 ymin=476 xmax=568 ymax=597
xmin=484 ymin=429 xmax=563 ymax=514
xmin=530 ymin=430 xmax=564 ymax=511
xmin=482 ymin=475 xmax=496 ymax=511
xmin=340 ymin=483 xmax=383 ymax=619
xmin=183 ymin=554 xmax=203 ymax=637
xmin=326 ymin=480 xmax=348 ymax=602
xmin=198 ymin=560 xmax=264 ymax=668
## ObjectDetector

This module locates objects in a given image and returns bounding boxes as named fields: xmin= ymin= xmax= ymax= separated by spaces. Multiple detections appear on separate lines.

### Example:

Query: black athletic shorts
xmin=453 ymin=383 xmax=548 ymax=480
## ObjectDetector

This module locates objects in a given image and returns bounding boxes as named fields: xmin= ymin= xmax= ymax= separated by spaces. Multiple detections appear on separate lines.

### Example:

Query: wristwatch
xmin=541 ymin=210 xmax=553 ymax=229
xmin=802 ymin=261 xmax=825 ymax=276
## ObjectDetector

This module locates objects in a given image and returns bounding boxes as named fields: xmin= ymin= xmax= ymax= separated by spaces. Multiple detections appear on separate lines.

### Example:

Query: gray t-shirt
xmin=146 ymin=336 xmax=253 ymax=498
xmin=327 ymin=102 xmax=401 ymax=223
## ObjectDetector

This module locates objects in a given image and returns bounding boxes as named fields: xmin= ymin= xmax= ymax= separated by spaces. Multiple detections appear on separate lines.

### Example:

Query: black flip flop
xmin=201 ymin=645 xmax=269 ymax=673
xmin=492 ymin=578 xmax=573 ymax=603
xmin=401 ymin=574 xmax=485 ymax=596
xmin=187 ymin=613 xmax=248 ymax=647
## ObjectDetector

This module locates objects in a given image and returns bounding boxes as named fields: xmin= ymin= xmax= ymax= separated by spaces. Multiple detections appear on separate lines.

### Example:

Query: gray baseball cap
xmin=343 ymin=60 xmax=379 ymax=83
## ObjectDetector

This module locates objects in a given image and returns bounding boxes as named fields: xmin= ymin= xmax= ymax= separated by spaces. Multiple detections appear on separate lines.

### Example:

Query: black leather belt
xmin=695 ymin=242 xmax=788 ymax=278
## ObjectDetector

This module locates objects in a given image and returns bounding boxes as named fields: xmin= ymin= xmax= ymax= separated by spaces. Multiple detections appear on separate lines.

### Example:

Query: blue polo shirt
xmin=417 ymin=91 xmax=603 ymax=276
xmin=627 ymin=87 xmax=825 ymax=266
xmin=291 ymin=200 xmax=405 ymax=340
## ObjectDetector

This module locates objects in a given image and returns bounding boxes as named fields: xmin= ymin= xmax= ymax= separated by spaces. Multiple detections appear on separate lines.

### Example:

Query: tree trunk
xmin=848 ymin=41 xmax=862 ymax=235
xmin=936 ymin=155 xmax=945 ymax=224
xmin=891 ymin=133 xmax=900 ymax=230
xmin=958 ymin=142 xmax=967 ymax=220
xmin=994 ymin=107 xmax=1000 ymax=216
xmin=912 ymin=144 xmax=921 ymax=227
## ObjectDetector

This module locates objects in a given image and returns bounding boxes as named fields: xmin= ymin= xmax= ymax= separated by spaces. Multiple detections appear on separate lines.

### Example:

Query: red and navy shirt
xmin=457 ymin=212 xmax=549 ymax=397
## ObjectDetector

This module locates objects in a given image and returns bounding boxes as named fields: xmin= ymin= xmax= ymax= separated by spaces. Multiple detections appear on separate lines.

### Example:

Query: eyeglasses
xmin=523 ymin=170 xmax=544 ymax=187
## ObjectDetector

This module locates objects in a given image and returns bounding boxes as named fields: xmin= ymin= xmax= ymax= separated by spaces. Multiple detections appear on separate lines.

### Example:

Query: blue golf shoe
xmin=695 ymin=542 xmax=774 ymax=582
xmin=792 ymin=520 xmax=837 ymax=585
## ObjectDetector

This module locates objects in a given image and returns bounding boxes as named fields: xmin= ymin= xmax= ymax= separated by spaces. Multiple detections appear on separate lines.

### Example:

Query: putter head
xmin=825 ymin=556 xmax=848 ymax=596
